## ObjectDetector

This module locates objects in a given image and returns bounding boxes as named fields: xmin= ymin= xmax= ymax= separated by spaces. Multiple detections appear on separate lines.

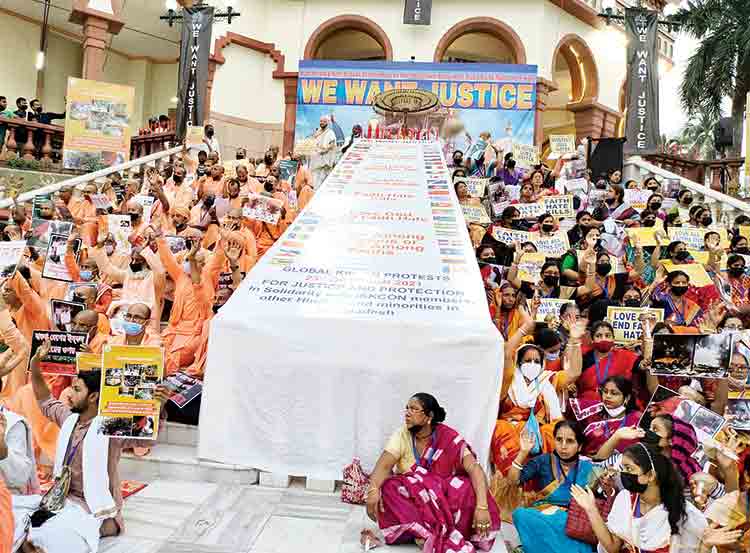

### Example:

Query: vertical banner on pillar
xmin=175 ymin=5 xmax=214 ymax=142
xmin=62 ymin=78 xmax=135 ymax=170
xmin=624 ymin=8 xmax=660 ymax=156
xmin=403 ymin=0 xmax=432 ymax=25
xmin=745 ymin=92 xmax=749 ymax=192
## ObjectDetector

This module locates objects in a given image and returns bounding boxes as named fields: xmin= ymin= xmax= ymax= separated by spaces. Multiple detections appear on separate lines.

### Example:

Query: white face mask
xmin=603 ymin=404 xmax=626 ymax=417
xmin=182 ymin=261 xmax=192 ymax=275
xmin=519 ymin=361 xmax=542 ymax=381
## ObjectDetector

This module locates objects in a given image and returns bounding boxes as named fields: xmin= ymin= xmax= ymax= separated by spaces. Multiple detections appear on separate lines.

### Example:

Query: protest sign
xmin=624 ymin=189 xmax=651 ymax=211
xmin=279 ymin=160 xmax=299 ymax=185
xmin=98 ymin=345 xmax=164 ymax=440
xmin=542 ymin=195 xmax=574 ymax=219
xmin=549 ymin=134 xmax=576 ymax=157
xmin=689 ymin=250 xmax=727 ymax=270
xmin=491 ymin=200 xmax=510 ymax=219
xmin=51 ymin=300 xmax=85 ymax=332
xmin=504 ymin=185 xmax=520 ymax=201
xmin=727 ymin=398 xmax=750 ymax=430
xmin=651 ymin=333 xmax=733 ymax=379
xmin=512 ymin=143 xmax=539 ymax=168
xmin=27 ymin=219 xmax=73 ymax=256
xmin=515 ymin=202 xmax=545 ymax=219
xmin=461 ymin=204 xmax=491 ymax=225
xmin=42 ymin=234 xmax=80 ymax=282
xmin=668 ymin=226 xmax=730 ymax=250
xmin=640 ymin=386 xmax=727 ymax=444
xmin=243 ymin=193 xmax=283 ymax=224
xmin=107 ymin=214 xmax=132 ymax=254
xmin=739 ymin=226 xmax=750 ymax=240
xmin=454 ymin=177 xmax=488 ymax=199
xmin=77 ymin=352 xmax=102 ymax=373
xmin=90 ymin=194 xmax=112 ymax=211
xmin=164 ymin=371 xmax=203 ymax=409
xmin=0 ymin=241 xmax=26 ymax=278
xmin=132 ymin=195 xmax=156 ymax=225
xmin=664 ymin=178 xmax=681 ymax=198
xmin=165 ymin=235 xmax=187 ymax=255
xmin=29 ymin=330 xmax=89 ymax=376
xmin=626 ymin=227 xmax=659 ymax=247
xmin=536 ymin=298 xmax=574 ymax=322
xmin=491 ymin=227 xmax=532 ymax=245
xmin=531 ymin=232 xmax=570 ymax=257
xmin=186 ymin=126 xmax=204 ymax=148
xmin=606 ymin=306 xmax=664 ymax=344
xmin=287 ymin=187 xmax=299 ymax=211
xmin=518 ymin=252 xmax=545 ymax=283
xmin=661 ymin=261 xmax=714 ymax=288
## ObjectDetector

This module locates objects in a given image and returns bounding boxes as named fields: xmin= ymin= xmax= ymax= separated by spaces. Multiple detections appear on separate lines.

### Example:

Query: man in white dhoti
xmin=310 ymin=116 xmax=338 ymax=190
xmin=0 ymin=409 xmax=36 ymax=496
xmin=15 ymin=340 xmax=168 ymax=553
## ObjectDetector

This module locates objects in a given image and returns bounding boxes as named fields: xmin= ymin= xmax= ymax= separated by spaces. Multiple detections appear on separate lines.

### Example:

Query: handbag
xmin=524 ymin=410 xmax=543 ymax=456
xmin=341 ymin=457 xmax=370 ymax=505
xmin=565 ymin=490 xmax=615 ymax=545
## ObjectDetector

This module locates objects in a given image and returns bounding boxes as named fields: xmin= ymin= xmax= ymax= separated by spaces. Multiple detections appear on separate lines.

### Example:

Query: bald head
xmin=72 ymin=285 xmax=97 ymax=308
xmin=71 ymin=309 xmax=99 ymax=340
xmin=127 ymin=303 xmax=151 ymax=321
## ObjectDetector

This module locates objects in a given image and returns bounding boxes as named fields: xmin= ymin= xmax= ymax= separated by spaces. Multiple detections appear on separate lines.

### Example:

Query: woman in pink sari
xmin=366 ymin=393 xmax=501 ymax=553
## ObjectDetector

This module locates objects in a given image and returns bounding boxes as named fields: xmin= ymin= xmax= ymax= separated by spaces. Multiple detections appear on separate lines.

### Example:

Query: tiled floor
xmin=99 ymin=479 xmax=509 ymax=553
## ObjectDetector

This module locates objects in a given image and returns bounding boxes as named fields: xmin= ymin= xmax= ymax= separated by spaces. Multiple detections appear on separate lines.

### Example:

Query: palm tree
xmin=679 ymin=108 xmax=721 ymax=159
xmin=673 ymin=0 xmax=750 ymax=155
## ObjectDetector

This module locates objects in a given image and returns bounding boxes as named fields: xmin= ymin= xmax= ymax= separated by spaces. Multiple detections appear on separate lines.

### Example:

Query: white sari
xmin=599 ymin=490 xmax=707 ymax=553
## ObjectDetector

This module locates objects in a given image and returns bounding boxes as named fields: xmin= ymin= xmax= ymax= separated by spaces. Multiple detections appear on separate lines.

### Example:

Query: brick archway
xmin=433 ymin=17 xmax=527 ymax=64
xmin=551 ymin=34 xmax=599 ymax=104
xmin=303 ymin=15 xmax=393 ymax=60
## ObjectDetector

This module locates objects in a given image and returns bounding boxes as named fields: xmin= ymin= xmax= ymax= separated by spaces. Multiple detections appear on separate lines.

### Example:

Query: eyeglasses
xmin=124 ymin=314 xmax=147 ymax=323
xmin=404 ymin=406 xmax=424 ymax=414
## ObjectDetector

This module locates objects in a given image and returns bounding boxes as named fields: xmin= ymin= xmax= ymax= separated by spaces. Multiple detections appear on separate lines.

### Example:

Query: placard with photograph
xmin=651 ymin=333 xmax=733 ymax=379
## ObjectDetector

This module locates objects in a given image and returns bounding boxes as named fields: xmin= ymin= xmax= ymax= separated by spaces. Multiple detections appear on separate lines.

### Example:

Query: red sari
xmin=572 ymin=399 xmax=642 ymax=456
xmin=379 ymin=424 xmax=501 ymax=553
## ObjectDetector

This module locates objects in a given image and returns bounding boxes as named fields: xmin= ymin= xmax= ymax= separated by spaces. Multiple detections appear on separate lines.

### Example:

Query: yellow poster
xmin=627 ymin=227 xmax=659 ymax=247
xmin=661 ymin=261 xmax=714 ymax=287
xmin=518 ymin=252 xmax=545 ymax=282
xmin=606 ymin=307 xmax=664 ymax=344
xmin=62 ymin=77 xmax=135 ymax=170
xmin=98 ymin=345 xmax=163 ymax=440
xmin=76 ymin=352 xmax=101 ymax=373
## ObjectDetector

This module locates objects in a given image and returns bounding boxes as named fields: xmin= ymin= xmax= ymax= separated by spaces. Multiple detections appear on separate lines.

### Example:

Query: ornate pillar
xmin=282 ymin=76 xmax=299 ymax=156
xmin=534 ymin=78 xmax=557 ymax=148
xmin=70 ymin=0 xmax=124 ymax=81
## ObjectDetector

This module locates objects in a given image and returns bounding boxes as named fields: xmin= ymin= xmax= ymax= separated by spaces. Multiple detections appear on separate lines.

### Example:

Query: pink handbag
xmin=341 ymin=457 xmax=370 ymax=504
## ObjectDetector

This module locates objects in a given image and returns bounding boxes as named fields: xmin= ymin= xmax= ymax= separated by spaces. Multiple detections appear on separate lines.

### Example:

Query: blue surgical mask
xmin=79 ymin=270 xmax=94 ymax=282
xmin=122 ymin=321 xmax=143 ymax=336
xmin=545 ymin=351 xmax=560 ymax=361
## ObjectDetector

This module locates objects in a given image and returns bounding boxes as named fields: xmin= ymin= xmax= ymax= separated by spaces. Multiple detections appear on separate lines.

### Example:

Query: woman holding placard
xmin=650 ymin=270 xmax=705 ymax=329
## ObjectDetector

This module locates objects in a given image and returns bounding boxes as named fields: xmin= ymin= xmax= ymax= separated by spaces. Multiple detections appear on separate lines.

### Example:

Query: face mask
xmin=643 ymin=219 xmax=656 ymax=227
xmin=702 ymin=217 xmax=713 ymax=226
xmin=649 ymin=202 xmax=662 ymax=211
xmin=729 ymin=266 xmax=745 ymax=278
xmin=642 ymin=429 xmax=662 ymax=447
xmin=552 ymin=449 xmax=580 ymax=464
xmin=510 ymin=220 xmax=524 ymax=230
xmin=545 ymin=351 xmax=559 ymax=362
xmin=605 ymin=197 xmax=616 ymax=206
xmin=541 ymin=223 xmax=555 ymax=233
xmin=620 ymin=472 xmax=648 ymax=494
xmin=183 ymin=261 xmax=192 ymax=275
xmin=173 ymin=175 xmax=184 ymax=184
xmin=674 ymin=250 xmax=690 ymax=262
xmin=206 ymin=129 xmax=214 ymax=138
xmin=543 ymin=275 xmax=559 ymax=288
xmin=72 ymin=295 xmax=86 ymax=305
xmin=592 ymin=339 xmax=614 ymax=353
xmin=175 ymin=222 xmax=187 ymax=232
xmin=671 ymin=285 xmax=688 ymax=297
xmin=122 ymin=321 xmax=143 ymax=336
xmin=734 ymin=247 xmax=749 ymax=255
xmin=79 ymin=270 xmax=94 ymax=282
xmin=519 ymin=361 xmax=543 ymax=381
xmin=596 ymin=263 xmax=612 ymax=276
xmin=104 ymin=245 xmax=115 ymax=256
xmin=212 ymin=304 xmax=222 ymax=315
xmin=603 ymin=404 xmax=626 ymax=417
xmin=480 ymin=257 xmax=497 ymax=265
xmin=623 ymin=299 xmax=641 ymax=308
xmin=683 ymin=197 xmax=693 ymax=206
xmin=129 ymin=213 xmax=140 ymax=223
xmin=130 ymin=261 xmax=144 ymax=272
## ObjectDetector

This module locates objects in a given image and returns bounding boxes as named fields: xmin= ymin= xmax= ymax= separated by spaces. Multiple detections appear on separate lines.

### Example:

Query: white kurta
xmin=310 ymin=127 xmax=338 ymax=189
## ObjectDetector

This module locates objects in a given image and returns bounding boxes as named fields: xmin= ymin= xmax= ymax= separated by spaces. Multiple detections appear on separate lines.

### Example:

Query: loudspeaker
xmin=714 ymin=117 xmax=734 ymax=149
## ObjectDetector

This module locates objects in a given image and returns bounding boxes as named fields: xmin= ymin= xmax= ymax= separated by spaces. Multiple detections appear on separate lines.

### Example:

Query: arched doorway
xmin=433 ymin=17 xmax=526 ymax=64
xmin=541 ymin=35 xmax=599 ymax=157
xmin=304 ymin=15 xmax=393 ymax=61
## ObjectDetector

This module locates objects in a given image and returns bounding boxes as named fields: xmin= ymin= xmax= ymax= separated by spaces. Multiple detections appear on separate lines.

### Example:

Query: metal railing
xmin=0 ymin=145 xmax=183 ymax=209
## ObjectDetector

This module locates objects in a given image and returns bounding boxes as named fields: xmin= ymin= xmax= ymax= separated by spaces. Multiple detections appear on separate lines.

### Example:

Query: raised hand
xmin=519 ymin=431 xmax=536 ymax=455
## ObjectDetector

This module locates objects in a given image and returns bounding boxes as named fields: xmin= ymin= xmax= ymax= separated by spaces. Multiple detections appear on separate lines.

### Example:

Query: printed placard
xmin=132 ymin=195 xmax=156 ymax=225
xmin=491 ymin=228 xmax=532 ymax=245
xmin=661 ymin=261 xmax=714 ymax=288
xmin=164 ymin=371 xmax=203 ymax=409
xmin=165 ymin=235 xmax=187 ymax=255
xmin=624 ymin=189 xmax=651 ymax=212
xmin=651 ymin=334 xmax=733 ymax=379
xmin=27 ymin=219 xmax=73 ymax=256
xmin=77 ymin=352 xmax=102 ymax=373
xmin=279 ymin=160 xmax=299 ymax=185
xmin=626 ymin=227 xmax=659 ymax=247
xmin=98 ymin=345 xmax=164 ymax=440
xmin=727 ymin=398 xmax=750 ymax=430
xmin=242 ymin=193 xmax=283 ymax=224
xmin=536 ymin=298 xmax=574 ymax=322
xmin=542 ymin=195 xmax=575 ymax=219
xmin=518 ymin=252 xmax=545 ymax=283
xmin=461 ymin=205 xmax=491 ymax=225
xmin=640 ymin=386 xmax=727 ymax=444
xmin=531 ymin=232 xmax=570 ymax=257
xmin=668 ymin=226 xmax=730 ymax=250
xmin=606 ymin=307 xmax=664 ymax=344
xmin=89 ymin=194 xmax=113 ymax=211
xmin=42 ymin=234 xmax=81 ymax=282
xmin=186 ymin=126 xmax=204 ymax=148
xmin=549 ymin=134 xmax=576 ymax=157
xmin=30 ymin=330 xmax=89 ymax=376
xmin=51 ymin=300 xmax=85 ymax=332
xmin=0 ymin=241 xmax=27 ymax=278
xmin=107 ymin=214 xmax=132 ymax=254
xmin=515 ymin=202 xmax=545 ymax=219
xmin=512 ymin=143 xmax=539 ymax=168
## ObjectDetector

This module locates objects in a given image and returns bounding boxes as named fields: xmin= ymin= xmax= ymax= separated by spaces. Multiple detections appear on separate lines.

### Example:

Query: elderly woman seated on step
xmin=365 ymin=393 xmax=501 ymax=553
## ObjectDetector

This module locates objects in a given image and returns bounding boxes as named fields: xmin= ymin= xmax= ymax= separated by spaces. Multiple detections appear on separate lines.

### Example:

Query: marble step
xmin=121 ymin=443 xmax=259 ymax=485
xmin=158 ymin=421 xmax=199 ymax=447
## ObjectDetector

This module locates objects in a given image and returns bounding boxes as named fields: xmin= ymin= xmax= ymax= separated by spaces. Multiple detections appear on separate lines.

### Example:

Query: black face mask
xmin=130 ymin=261 xmax=144 ymax=272
xmin=543 ymin=275 xmax=559 ymax=288
xmin=605 ymin=197 xmax=616 ymax=206
xmin=541 ymin=223 xmax=555 ymax=233
xmin=674 ymin=250 xmax=690 ymax=262
xmin=596 ymin=263 xmax=612 ymax=276
xmin=642 ymin=429 xmax=662 ymax=447
xmin=552 ymin=449 xmax=580 ymax=465
xmin=480 ymin=257 xmax=497 ymax=265
xmin=702 ymin=217 xmax=713 ymax=226
xmin=683 ymin=197 xmax=693 ymax=206
xmin=729 ymin=266 xmax=745 ymax=278
xmin=129 ymin=213 xmax=140 ymax=224
xmin=623 ymin=299 xmax=641 ymax=308
xmin=620 ymin=472 xmax=648 ymax=494
xmin=671 ymin=285 xmax=689 ymax=297
xmin=175 ymin=222 xmax=187 ymax=232
xmin=206 ymin=129 xmax=214 ymax=138
xmin=173 ymin=174 xmax=184 ymax=184
xmin=643 ymin=219 xmax=656 ymax=227
xmin=510 ymin=220 xmax=524 ymax=230
xmin=734 ymin=247 xmax=749 ymax=255
xmin=649 ymin=202 xmax=662 ymax=211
